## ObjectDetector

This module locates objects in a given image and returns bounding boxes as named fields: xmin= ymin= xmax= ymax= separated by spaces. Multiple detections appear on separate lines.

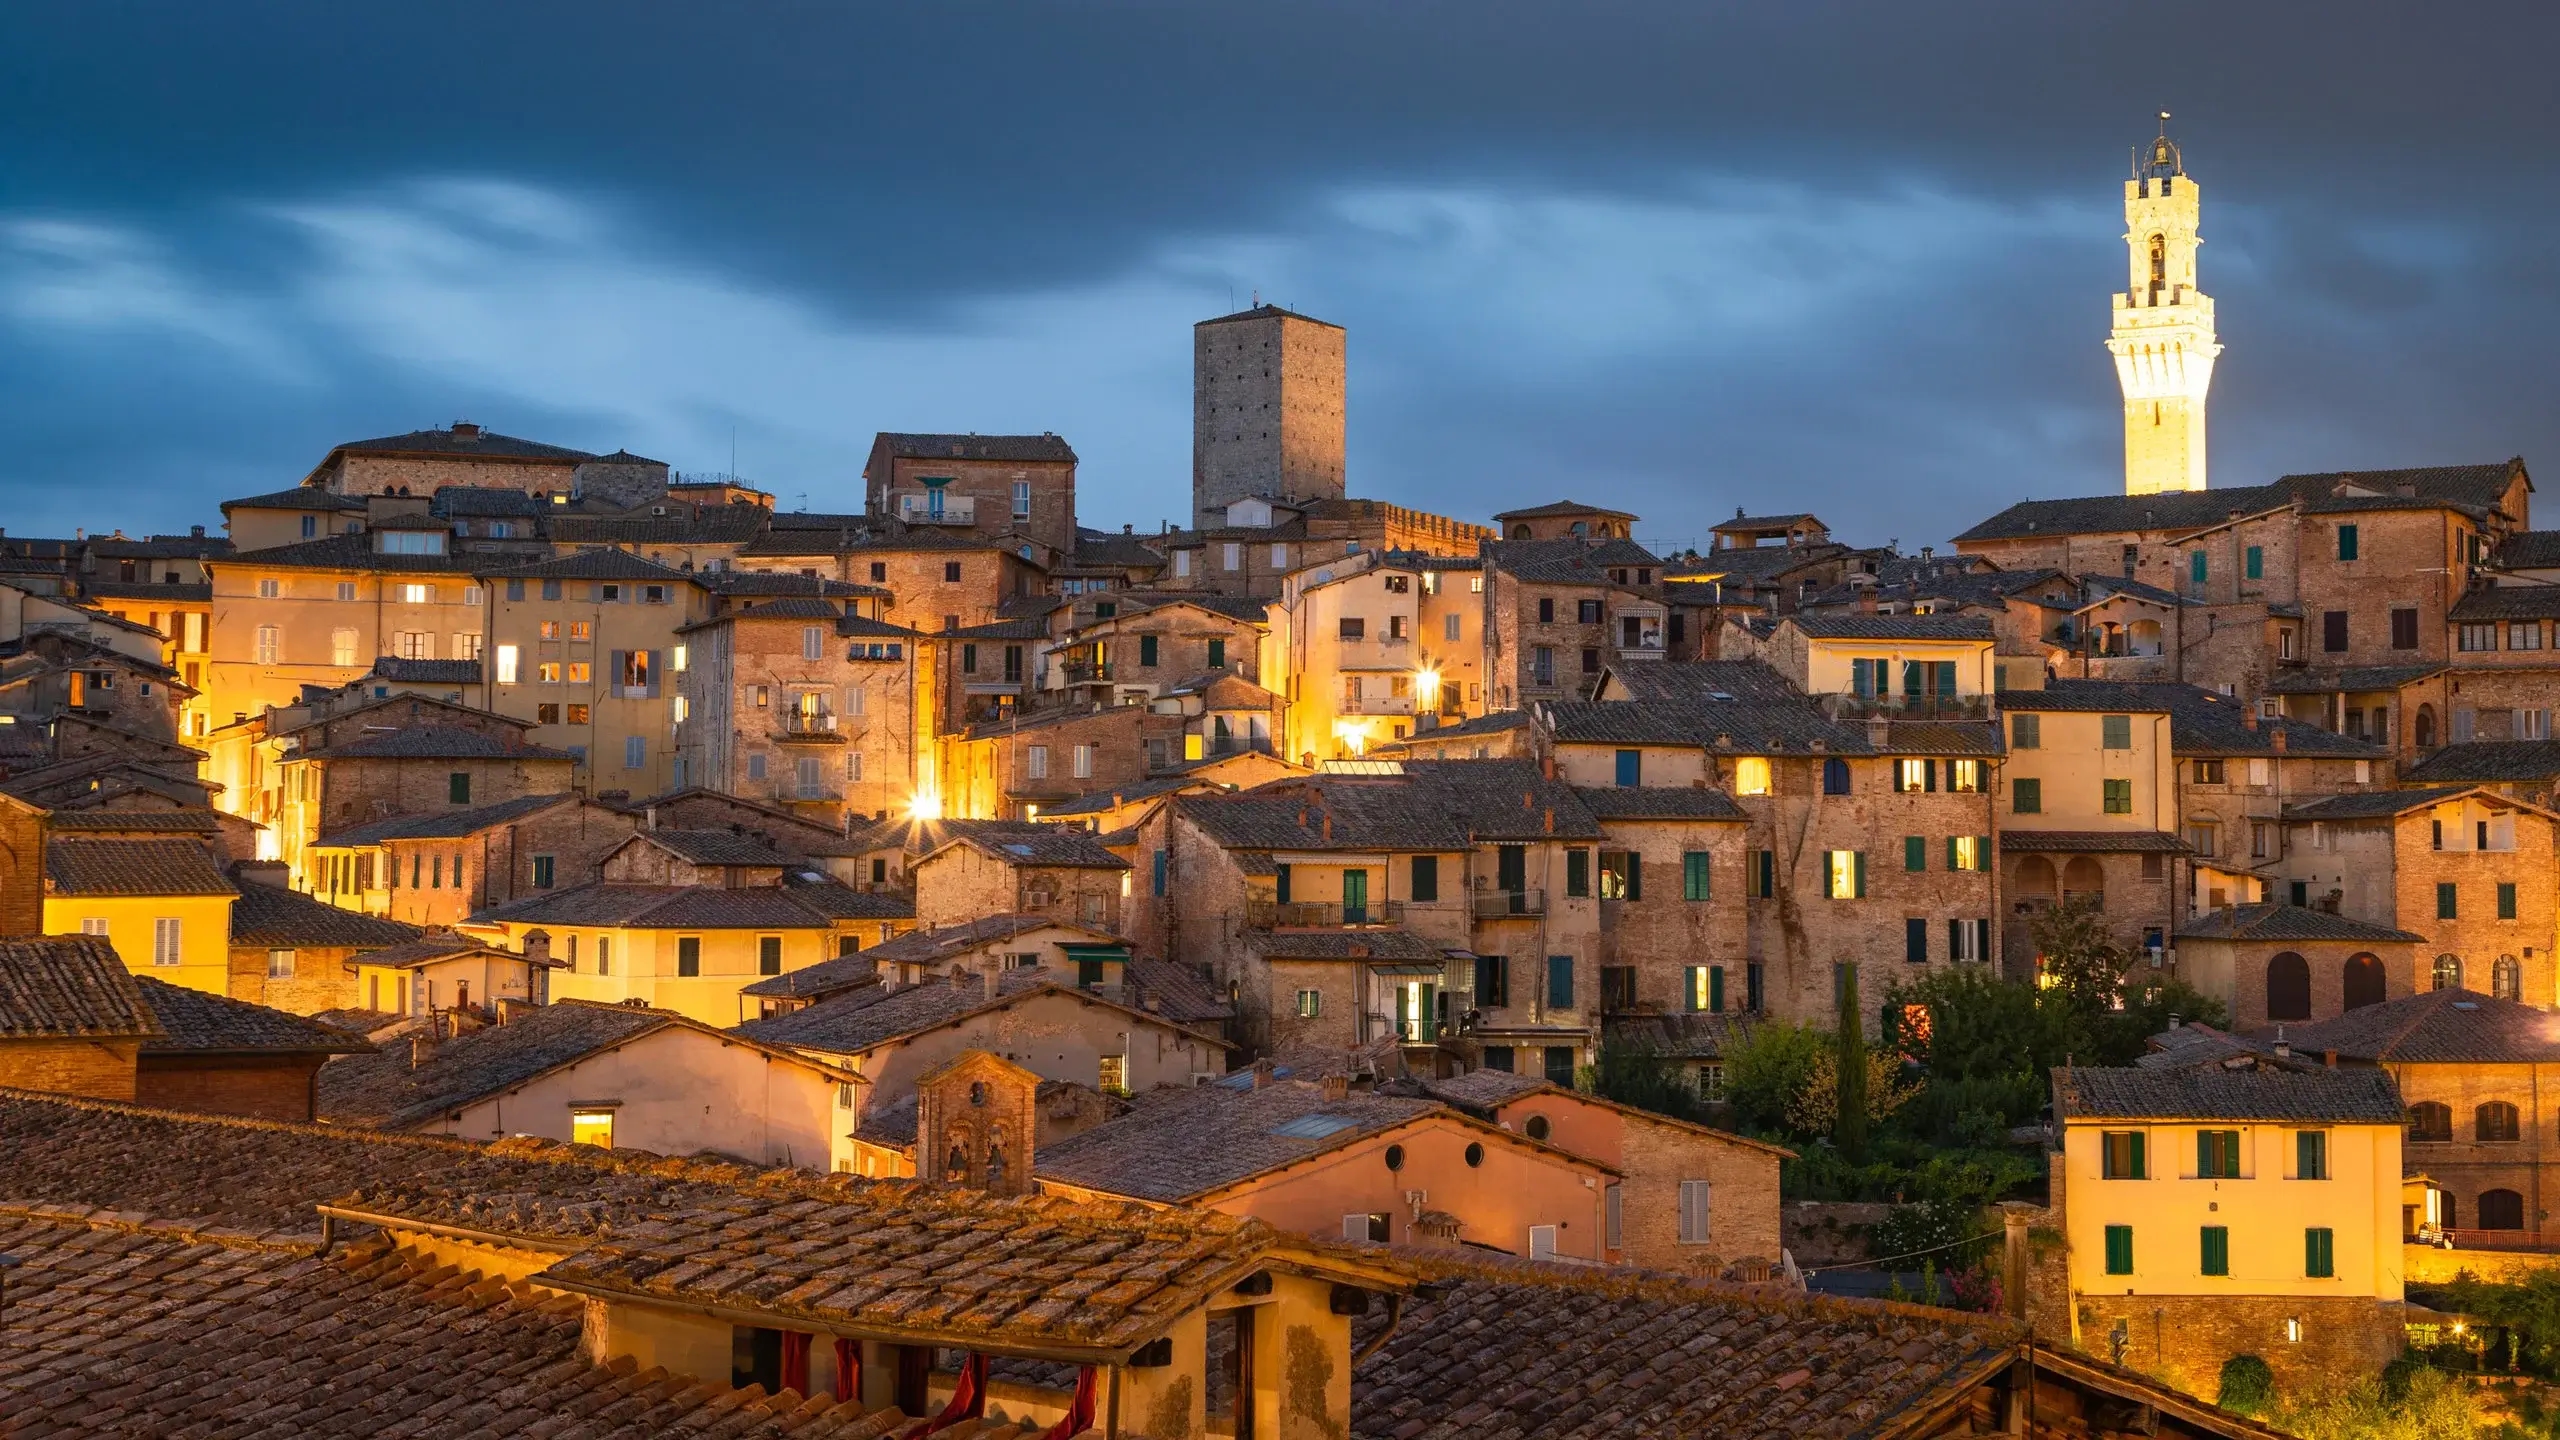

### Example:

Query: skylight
xmin=1269 ymin=1114 xmax=1359 ymax=1140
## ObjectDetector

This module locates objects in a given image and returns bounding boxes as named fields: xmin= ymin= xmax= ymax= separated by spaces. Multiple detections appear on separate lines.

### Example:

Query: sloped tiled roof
xmin=1601 ymin=1011 xmax=1750 ymax=1059
xmin=1546 ymin=696 xmax=1873 ymax=755
xmin=132 ymin=976 xmax=370 ymax=1056
xmin=318 ymin=793 xmax=584 ymax=847
xmin=632 ymin=828 xmax=794 ymax=867
xmin=2173 ymin=902 xmax=2423 ymax=944
xmin=0 ymin=935 xmax=160 ymax=1040
xmin=735 ymin=969 xmax=1056 ymax=1055
xmin=929 ymin=827 xmax=1130 ymax=870
xmin=42 ymin=808 xmax=224 ymax=835
xmin=476 ymin=548 xmax=695 ymax=582
xmin=1571 ymin=786 xmax=1747 ymax=821
xmin=2275 ymin=988 xmax=2560 ymax=1064
xmin=220 ymin=485 xmax=366 ymax=513
xmin=2450 ymin=584 xmax=2560 ymax=622
xmin=44 ymin=838 xmax=237 ymax=897
xmin=1998 ymin=830 xmax=2190 ymax=854
xmin=2281 ymin=785 xmax=2479 ymax=820
xmin=227 ymin=879 xmax=425 ymax=949
xmin=1787 ymin=615 xmax=1993 ymax=641
xmin=317 ymin=1000 xmax=805 ymax=1129
xmin=2403 ymin=741 xmax=2560 ymax=784
xmin=331 ymin=426 xmax=593 ymax=462
xmin=1482 ymin=536 xmax=1661 ymax=585
xmin=869 ymin=432 xmax=1077 ymax=465
xmin=2490 ymin=531 xmax=2560 ymax=570
xmin=1494 ymin=501 xmax=1639 ymax=522
xmin=1123 ymin=956 xmax=1233 ymax=1025
xmin=1955 ymin=462 xmax=2525 ymax=543
xmin=2053 ymin=1063 xmax=2403 ymax=1123
xmin=1036 ymin=1079 xmax=1454 ymax=1201
xmin=473 ymin=883 xmax=842 ymax=929
xmin=1244 ymin=929 xmax=1448 ymax=961
xmin=1603 ymin=660 xmax=1803 ymax=703
xmin=297 ymin=726 xmax=576 ymax=761
xmin=2262 ymin=663 xmax=2448 ymax=695
xmin=734 ymin=951 xmax=883 ymax=1002
xmin=213 ymin=534 xmax=485 ymax=575
xmin=1177 ymin=761 xmax=1602 ymax=852
xmin=2000 ymin=680 xmax=2384 ymax=758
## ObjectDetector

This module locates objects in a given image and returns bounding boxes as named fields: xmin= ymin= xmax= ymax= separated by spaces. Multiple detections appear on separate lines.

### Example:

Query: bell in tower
xmin=2107 ymin=112 xmax=2220 ymax=496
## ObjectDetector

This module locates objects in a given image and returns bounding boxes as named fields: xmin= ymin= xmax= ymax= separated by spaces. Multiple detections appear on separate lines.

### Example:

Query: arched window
xmin=2433 ymin=954 xmax=2464 ymax=991
xmin=2477 ymin=1101 xmax=2521 ymax=1143
xmin=2496 ymin=956 xmax=2522 ymax=1002
xmin=2014 ymin=856 xmax=2058 ymax=902
xmin=2409 ymin=1102 xmax=2453 ymax=1143
xmin=986 ymin=1144 xmax=1007 ymax=1191
xmin=1510 ymin=525 xmax=1531 ymax=540
xmin=945 ymin=1144 xmax=969 ymax=1179
xmin=1822 ymin=758 xmax=1851 ymax=795
xmin=2343 ymin=953 xmax=2386 ymax=1010
xmin=2265 ymin=953 xmax=2311 ymax=1022
xmin=1569 ymin=522 xmax=1588 ymax=537
xmin=2416 ymin=705 xmax=2437 ymax=749
xmin=2062 ymin=857 xmax=2105 ymax=910
xmin=2148 ymin=234 xmax=2167 ymax=287
xmin=2479 ymin=1190 xmax=2527 ymax=1230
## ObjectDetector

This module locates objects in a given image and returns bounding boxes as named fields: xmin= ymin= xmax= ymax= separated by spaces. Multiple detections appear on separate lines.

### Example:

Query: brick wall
xmin=2071 ymin=1292 xmax=2400 ymax=1405
xmin=334 ymin=454 xmax=581 ymax=497
xmin=944 ymin=707 xmax=1179 ymax=821
xmin=2390 ymin=1058 xmax=2558 ymax=1238
xmin=698 ymin=615 xmax=924 ymax=825
xmin=1593 ymin=818 xmax=1751 ymax=1017
xmin=226 ymin=943 xmax=361 ymax=1015
xmin=840 ymin=548 xmax=1016 ymax=632
xmin=311 ymin=754 xmax=576 ymax=840
xmin=134 ymin=1054 xmax=323 ymax=1122
xmin=0 ymin=1038 xmax=139 ymax=1100
xmin=877 ymin=455 xmax=1078 ymax=560
xmin=1616 ymin=1115 xmax=1783 ymax=1273
xmin=2295 ymin=509 xmax=2462 ymax=671
xmin=1731 ymin=754 xmax=2001 ymax=1026
xmin=914 ymin=847 xmax=1124 ymax=932
xmin=2003 ymin=849 xmax=2175 ymax=980
xmin=0 ymin=799 xmax=44 ymax=936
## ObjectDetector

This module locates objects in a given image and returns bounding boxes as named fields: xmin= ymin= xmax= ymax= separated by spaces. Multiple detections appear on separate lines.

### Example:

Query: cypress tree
xmin=1835 ymin=961 xmax=1869 ymax=1161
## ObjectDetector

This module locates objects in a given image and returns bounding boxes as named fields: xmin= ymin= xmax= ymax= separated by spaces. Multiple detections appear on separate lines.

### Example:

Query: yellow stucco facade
xmin=467 ymin=916 xmax=851 ymax=1026
xmin=44 ymin=893 xmax=237 ymax=998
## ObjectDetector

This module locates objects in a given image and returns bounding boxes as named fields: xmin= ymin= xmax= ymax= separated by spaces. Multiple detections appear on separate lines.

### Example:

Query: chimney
xmin=2243 ymin=707 xmax=2259 ymax=730
xmin=2168 ymin=1013 xmax=2182 ymax=1029
xmin=409 ymin=1028 xmax=435 ymax=1069
xmin=1543 ymin=807 xmax=1555 ymax=834
xmin=1322 ymin=812 xmax=1333 ymax=842
xmin=1320 ymin=1073 xmax=1349 ymax=1101
xmin=1540 ymin=752 xmax=1556 ymax=781
xmin=452 ymin=421 xmax=482 ymax=438
xmin=520 ymin=928 xmax=551 ymax=969
xmin=190 ymin=525 xmax=205 ymax=538
xmin=1252 ymin=1058 xmax=1277 ymax=1089
xmin=2324 ymin=1049 xmax=2338 ymax=1069
xmin=645 ymin=806 xmax=658 ymax=830
xmin=2273 ymin=1027 xmax=2290 ymax=1060
xmin=1858 ymin=587 xmax=1877 ymax=615
xmin=2001 ymin=1202 xmax=2035 ymax=1322
xmin=2271 ymin=728 xmax=2288 ymax=753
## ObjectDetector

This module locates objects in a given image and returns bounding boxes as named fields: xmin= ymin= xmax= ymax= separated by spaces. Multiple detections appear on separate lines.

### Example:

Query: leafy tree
xmin=2264 ymin=1366 xmax=2481 ymax=1440
xmin=2216 ymin=1355 xmax=2274 ymax=1417
xmin=1720 ymin=1020 xmax=1829 ymax=1135
xmin=1783 ymin=1048 xmax=1921 ymax=1136
xmin=1589 ymin=1040 xmax=1704 ymax=1122
xmin=1836 ymin=963 xmax=1870 ymax=1160
xmin=2031 ymin=896 xmax=2134 ymax=1012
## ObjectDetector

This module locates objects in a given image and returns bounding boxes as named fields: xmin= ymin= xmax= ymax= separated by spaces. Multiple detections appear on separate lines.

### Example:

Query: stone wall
xmin=226 ymin=943 xmax=360 ymax=1015
xmin=1592 ymin=817 xmax=1751 ymax=1017
xmin=1614 ymin=1115 xmax=1783 ymax=1273
xmin=0 ymin=799 xmax=44 ymax=937
xmin=2071 ymin=1291 xmax=2400 ymax=1405
xmin=334 ymin=453 xmax=582 ymax=497
xmin=1192 ymin=310 xmax=1346 ymax=524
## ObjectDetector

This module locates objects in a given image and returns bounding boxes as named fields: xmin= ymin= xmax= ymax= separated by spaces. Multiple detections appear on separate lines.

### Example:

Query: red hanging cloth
xmin=834 ymin=1338 xmax=864 ymax=1404
xmin=902 ymin=1352 xmax=989 ymax=1439
xmin=1039 ymin=1365 xmax=1100 ymax=1440
xmin=780 ymin=1331 xmax=813 ymax=1397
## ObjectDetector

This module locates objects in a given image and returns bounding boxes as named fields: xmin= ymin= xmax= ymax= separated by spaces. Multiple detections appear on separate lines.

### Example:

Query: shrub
xmin=2216 ymin=1355 xmax=2274 ymax=1417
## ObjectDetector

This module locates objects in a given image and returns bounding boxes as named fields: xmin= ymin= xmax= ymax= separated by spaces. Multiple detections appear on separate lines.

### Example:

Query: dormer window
xmin=376 ymin=530 xmax=447 ymax=556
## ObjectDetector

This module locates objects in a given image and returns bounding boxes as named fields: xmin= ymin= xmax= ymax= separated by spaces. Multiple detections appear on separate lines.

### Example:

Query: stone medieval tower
xmin=1192 ymin=304 xmax=1347 ymax=526
xmin=2108 ymin=117 xmax=2220 ymax=496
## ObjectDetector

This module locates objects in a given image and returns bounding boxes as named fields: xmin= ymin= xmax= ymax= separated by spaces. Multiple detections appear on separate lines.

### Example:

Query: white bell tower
xmin=2108 ymin=114 xmax=2220 ymax=495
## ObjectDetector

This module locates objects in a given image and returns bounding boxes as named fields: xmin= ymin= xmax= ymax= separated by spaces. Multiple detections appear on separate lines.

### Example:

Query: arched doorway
xmin=2014 ymin=856 xmax=2058 ymax=903
xmin=2496 ymin=955 xmax=2522 ymax=1002
xmin=2265 ymin=952 xmax=2311 ymax=1022
xmin=2416 ymin=705 xmax=2438 ymax=749
xmin=2480 ymin=1190 xmax=2526 ymax=1231
xmin=2343 ymin=952 xmax=2385 ymax=1009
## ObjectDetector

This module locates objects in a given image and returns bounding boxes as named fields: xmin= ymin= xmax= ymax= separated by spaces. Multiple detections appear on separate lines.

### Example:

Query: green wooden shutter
xmin=2196 ymin=1130 xmax=2213 ymax=1178
xmin=2105 ymin=1225 xmax=2133 ymax=1275
xmin=1708 ymin=965 xmax=1724 ymax=1013
xmin=1682 ymin=851 xmax=1710 ymax=901
xmin=2200 ymin=1226 xmax=2229 ymax=1276
xmin=1944 ymin=836 xmax=1959 ymax=871
xmin=1906 ymin=836 xmax=1926 ymax=872
xmin=1853 ymin=852 xmax=1867 ymax=898
xmin=2296 ymin=1130 xmax=2321 ymax=1180
xmin=1625 ymin=856 xmax=1642 ymax=902
xmin=1905 ymin=919 xmax=1927 ymax=963
xmin=1925 ymin=758 xmax=1938 ymax=793
xmin=2306 ymin=1227 xmax=2334 ymax=1278
xmin=2130 ymin=1131 xmax=2146 ymax=1180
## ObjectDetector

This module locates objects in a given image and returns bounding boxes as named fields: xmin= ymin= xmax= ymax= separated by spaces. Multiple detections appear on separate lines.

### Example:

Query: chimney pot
xmin=1252 ymin=1058 xmax=1276 ymax=1090
xmin=520 ymin=928 xmax=552 ymax=968
xmin=2324 ymin=1049 xmax=2338 ymax=1068
xmin=1543 ymin=807 xmax=1554 ymax=834
xmin=1320 ymin=1073 xmax=1349 ymax=1101
xmin=409 ymin=1030 xmax=434 ymax=1069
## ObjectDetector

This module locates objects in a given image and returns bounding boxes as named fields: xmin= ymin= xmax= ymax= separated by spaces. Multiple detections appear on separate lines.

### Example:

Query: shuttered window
xmin=1682 ymin=852 xmax=1710 ymax=901
xmin=2200 ymin=1226 xmax=2230 ymax=1277
xmin=2104 ymin=1225 xmax=2133 ymax=1275
xmin=2197 ymin=1130 xmax=2242 ymax=1178
xmin=1905 ymin=836 xmax=1926 ymax=872
xmin=2103 ymin=1131 xmax=2146 ymax=1179
xmin=2305 ymin=1227 xmax=2334 ymax=1278
xmin=1905 ymin=918 xmax=1928 ymax=963
xmin=1677 ymin=1181 xmax=1712 ymax=1245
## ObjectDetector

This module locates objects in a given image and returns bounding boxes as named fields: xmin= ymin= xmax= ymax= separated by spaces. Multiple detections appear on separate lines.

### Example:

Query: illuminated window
xmin=398 ymin=583 xmax=433 ymax=605
xmin=1823 ymin=850 xmax=1863 ymax=899
xmin=495 ymin=645 xmax=520 ymax=684
xmin=537 ymin=662 xmax=561 ymax=684
xmin=1734 ymin=757 xmax=1772 ymax=796
xmin=570 ymin=1110 xmax=615 ymax=1148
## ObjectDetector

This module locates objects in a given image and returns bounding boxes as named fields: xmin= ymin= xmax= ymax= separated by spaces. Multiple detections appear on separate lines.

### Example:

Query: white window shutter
xmin=1343 ymin=1214 xmax=1368 ymax=1241
xmin=1528 ymin=1224 xmax=1557 ymax=1261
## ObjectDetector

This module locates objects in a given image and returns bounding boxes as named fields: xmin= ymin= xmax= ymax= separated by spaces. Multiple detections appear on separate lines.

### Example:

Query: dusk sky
xmin=5 ymin=3 xmax=2554 ymax=550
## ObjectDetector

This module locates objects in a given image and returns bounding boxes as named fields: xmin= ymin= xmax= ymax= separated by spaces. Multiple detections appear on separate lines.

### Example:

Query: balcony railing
xmin=1368 ymin=1012 xmax=1441 ymax=1044
xmin=1339 ymin=693 xmax=1416 ymax=717
xmin=1471 ymin=888 xmax=1546 ymax=920
xmin=1821 ymin=693 xmax=1993 ymax=721
xmin=1248 ymin=899 xmax=1406 ymax=929
xmin=769 ymin=782 xmax=843 ymax=804
xmin=892 ymin=491 xmax=976 ymax=525
xmin=1062 ymin=660 xmax=1114 ymax=684
xmin=777 ymin=711 xmax=845 ymax=742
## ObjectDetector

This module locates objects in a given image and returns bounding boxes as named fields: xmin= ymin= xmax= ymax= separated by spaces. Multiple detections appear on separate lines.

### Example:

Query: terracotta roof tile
xmin=2270 ymin=989 xmax=2560 ymax=1065
xmin=227 ymin=878 xmax=425 ymax=948
xmin=132 ymin=976 xmax=370 ymax=1056
xmin=2053 ymin=1063 xmax=2404 ymax=1123
xmin=0 ymin=936 xmax=160 ymax=1040
xmin=44 ymin=837 xmax=238 ymax=896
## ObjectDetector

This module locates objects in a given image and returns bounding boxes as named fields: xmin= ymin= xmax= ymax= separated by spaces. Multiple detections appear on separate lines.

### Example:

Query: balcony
xmin=769 ymin=782 xmax=842 ymax=805
xmin=1338 ymin=693 xmax=1416 ymax=717
xmin=776 ymin=711 xmax=847 ymax=743
xmin=1471 ymin=888 xmax=1546 ymax=920
xmin=1367 ymin=1011 xmax=1441 ymax=1044
xmin=1247 ymin=899 xmax=1406 ymax=929
xmin=1820 ymin=693 xmax=1993 ymax=722
xmin=892 ymin=491 xmax=976 ymax=526
xmin=1061 ymin=660 xmax=1114 ymax=685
